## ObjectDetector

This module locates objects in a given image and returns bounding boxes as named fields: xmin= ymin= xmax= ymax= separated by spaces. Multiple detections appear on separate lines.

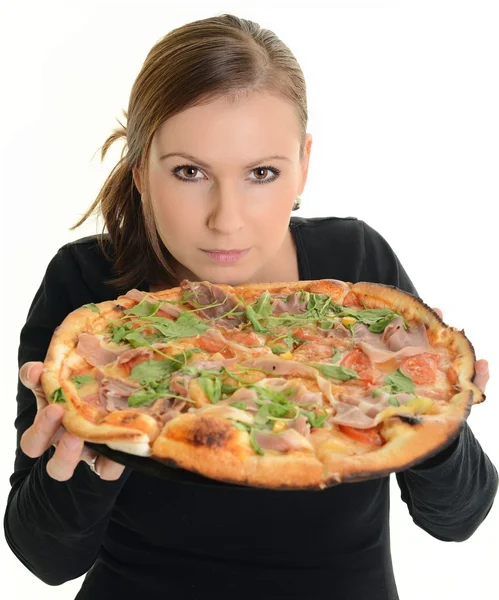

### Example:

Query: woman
xmin=5 ymin=13 xmax=497 ymax=600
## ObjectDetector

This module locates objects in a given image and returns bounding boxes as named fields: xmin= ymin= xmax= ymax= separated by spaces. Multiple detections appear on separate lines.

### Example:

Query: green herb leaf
xmin=140 ymin=312 xmax=210 ymax=340
xmin=301 ymin=409 xmax=328 ymax=428
xmin=254 ymin=404 xmax=270 ymax=425
xmin=129 ymin=351 xmax=197 ymax=384
xmin=128 ymin=389 xmax=165 ymax=407
xmin=83 ymin=303 xmax=100 ymax=314
xmin=72 ymin=375 xmax=94 ymax=389
xmin=123 ymin=330 xmax=154 ymax=348
xmin=388 ymin=396 xmax=400 ymax=406
xmin=221 ymin=383 xmax=238 ymax=395
xmin=253 ymin=290 xmax=273 ymax=318
xmin=385 ymin=369 xmax=415 ymax=394
xmin=124 ymin=299 xmax=162 ymax=318
xmin=311 ymin=364 xmax=360 ymax=381
xmin=249 ymin=428 xmax=264 ymax=455
xmin=245 ymin=305 xmax=266 ymax=332
xmin=271 ymin=345 xmax=288 ymax=355
xmin=232 ymin=421 xmax=251 ymax=433
xmin=230 ymin=401 xmax=247 ymax=410
xmin=198 ymin=376 xmax=223 ymax=403
xmin=50 ymin=387 xmax=67 ymax=403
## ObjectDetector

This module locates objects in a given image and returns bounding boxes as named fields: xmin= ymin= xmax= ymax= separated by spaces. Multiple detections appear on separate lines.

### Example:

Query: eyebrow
xmin=159 ymin=152 xmax=292 ymax=169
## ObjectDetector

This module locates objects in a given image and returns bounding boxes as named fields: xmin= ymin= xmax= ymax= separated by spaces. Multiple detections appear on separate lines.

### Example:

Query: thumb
xmin=19 ymin=361 xmax=45 ymax=392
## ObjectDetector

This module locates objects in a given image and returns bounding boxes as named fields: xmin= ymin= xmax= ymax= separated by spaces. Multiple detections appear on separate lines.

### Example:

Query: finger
xmin=19 ymin=361 xmax=45 ymax=392
xmin=79 ymin=448 xmax=126 ymax=481
xmin=432 ymin=307 xmax=443 ymax=319
xmin=97 ymin=457 xmax=126 ymax=481
xmin=21 ymin=404 xmax=65 ymax=458
xmin=46 ymin=433 xmax=84 ymax=481
xmin=474 ymin=359 xmax=489 ymax=394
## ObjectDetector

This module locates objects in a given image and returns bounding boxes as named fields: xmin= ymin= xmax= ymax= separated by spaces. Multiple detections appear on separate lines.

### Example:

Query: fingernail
xmin=25 ymin=364 xmax=35 ymax=383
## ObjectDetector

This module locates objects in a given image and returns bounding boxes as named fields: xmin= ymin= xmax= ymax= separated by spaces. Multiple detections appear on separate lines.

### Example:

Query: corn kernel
xmin=273 ymin=420 xmax=287 ymax=433
xmin=280 ymin=351 xmax=294 ymax=360
xmin=341 ymin=317 xmax=357 ymax=326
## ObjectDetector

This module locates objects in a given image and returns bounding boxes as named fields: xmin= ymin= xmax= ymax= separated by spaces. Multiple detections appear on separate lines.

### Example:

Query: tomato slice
xmin=400 ymin=353 xmax=439 ymax=385
xmin=227 ymin=331 xmax=261 ymax=346
xmin=193 ymin=336 xmax=226 ymax=353
xmin=341 ymin=349 xmax=375 ymax=382
xmin=338 ymin=425 xmax=383 ymax=447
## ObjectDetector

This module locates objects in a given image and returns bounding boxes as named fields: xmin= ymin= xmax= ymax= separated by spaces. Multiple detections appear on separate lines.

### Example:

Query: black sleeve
xmin=361 ymin=220 xmax=498 ymax=541
xmin=3 ymin=246 xmax=130 ymax=586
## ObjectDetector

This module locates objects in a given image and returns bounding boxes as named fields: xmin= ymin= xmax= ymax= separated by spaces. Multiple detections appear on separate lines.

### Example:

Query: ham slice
xmin=123 ymin=289 xmax=182 ymax=318
xmin=241 ymin=356 xmax=318 ymax=378
xmin=117 ymin=346 xmax=153 ymax=366
xmin=255 ymin=428 xmax=313 ymax=452
xmin=289 ymin=414 xmax=311 ymax=437
xmin=357 ymin=341 xmax=430 ymax=364
xmin=180 ymin=281 xmax=246 ymax=328
xmin=271 ymin=291 xmax=308 ymax=315
xmin=76 ymin=334 xmax=120 ymax=367
xmin=382 ymin=318 xmax=429 ymax=352
xmin=329 ymin=402 xmax=376 ymax=428
xmin=99 ymin=377 xmax=141 ymax=411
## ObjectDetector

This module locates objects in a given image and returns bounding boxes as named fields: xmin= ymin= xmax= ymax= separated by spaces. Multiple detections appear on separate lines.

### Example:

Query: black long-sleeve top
xmin=4 ymin=216 xmax=498 ymax=599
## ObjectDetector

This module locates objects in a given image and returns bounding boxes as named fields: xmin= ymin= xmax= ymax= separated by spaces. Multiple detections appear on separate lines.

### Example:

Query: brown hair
xmin=73 ymin=13 xmax=308 ymax=291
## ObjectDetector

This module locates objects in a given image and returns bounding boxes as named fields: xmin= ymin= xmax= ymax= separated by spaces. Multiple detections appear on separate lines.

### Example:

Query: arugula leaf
xmin=306 ymin=293 xmax=333 ymax=319
xmin=267 ymin=403 xmax=293 ymax=418
xmin=254 ymin=404 xmax=270 ymax=425
xmin=50 ymin=387 xmax=67 ymax=403
xmin=109 ymin=323 xmax=134 ymax=344
xmin=330 ymin=347 xmax=341 ymax=363
xmin=129 ymin=351 xmax=197 ymax=384
xmin=221 ymin=383 xmax=238 ymax=396
xmin=271 ymin=345 xmax=289 ymax=355
xmin=198 ymin=377 xmax=223 ymax=403
xmin=232 ymin=421 xmax=251 ymax=432
xmin=83 ymin=303 xmax=101 ymax=314
xmin=245 ymin=305 xmax=267 ymax=333
xmin=300 ymin=409 xmax=328 ymax=428
xmin=230 ymin=401 xmax=247 ymax=410
xmin=140 ymin=312 xmax=209 ymax=339
xmin=124 ymin=299 xmax=161 ymax=318
xmin=385 ymin=369 xmax=415 ymax=394
xmin=244 ymin=291 xmax=274 ymax=332
xmin=253 ymin=291 xmax=273 ymax=318
xmin=249 ymin=428 xmax=264 ymax=455
xmin=311 ymin=364 xmax=360 ymax=381
xmin=128 ymin=389 xmax=166 ymax=407
xmin=123 ymin=330 xmax=155 ymax=348
xmin=388 ymin=396 xmax=400 ymax=407
xmin=72 ymin=375 xmax=94 ymax=389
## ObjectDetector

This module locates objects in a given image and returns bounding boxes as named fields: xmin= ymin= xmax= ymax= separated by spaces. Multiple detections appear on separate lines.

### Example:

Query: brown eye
xmin=181 ymin=166 xmax=198 ymax=178
xmin=253 ymin=167 xmax=269 ymax=180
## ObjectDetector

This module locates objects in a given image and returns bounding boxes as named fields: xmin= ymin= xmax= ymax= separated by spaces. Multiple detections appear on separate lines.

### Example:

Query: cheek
xmin=149 ymin=189 xmax=200 ymax=238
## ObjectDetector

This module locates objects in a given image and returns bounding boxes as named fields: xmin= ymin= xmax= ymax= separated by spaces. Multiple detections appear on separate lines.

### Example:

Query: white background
xmin=1 ymin=0 xmax=498 ymax=598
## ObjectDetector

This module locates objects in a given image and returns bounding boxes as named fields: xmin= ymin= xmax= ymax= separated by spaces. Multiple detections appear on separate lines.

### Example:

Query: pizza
xmin=40 ymin=278 xmax=484 ymax=489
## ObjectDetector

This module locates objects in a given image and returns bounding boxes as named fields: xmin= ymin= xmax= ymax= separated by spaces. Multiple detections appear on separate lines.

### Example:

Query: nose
xmin=207 ymin=184 xmax=245 ymax=235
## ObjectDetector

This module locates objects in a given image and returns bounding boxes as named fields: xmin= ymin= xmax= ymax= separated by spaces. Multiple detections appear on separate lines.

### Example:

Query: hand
xmin=433 ymin=308 xmax=489 ymax=394
xmin=19 ymin=361 xmax=126 ymax=482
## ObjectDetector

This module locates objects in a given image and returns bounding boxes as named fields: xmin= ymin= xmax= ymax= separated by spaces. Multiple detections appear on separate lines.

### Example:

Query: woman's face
xmin=133 ymin=92 xmax=312 ymax=285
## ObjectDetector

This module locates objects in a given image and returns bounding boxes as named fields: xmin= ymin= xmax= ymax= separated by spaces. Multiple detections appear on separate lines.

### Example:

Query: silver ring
xmin=89 ymin=454 xmax=101 ymax=477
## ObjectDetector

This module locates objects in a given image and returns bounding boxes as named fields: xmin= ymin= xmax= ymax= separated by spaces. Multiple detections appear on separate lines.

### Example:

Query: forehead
xmin=152 ymin=92 xmax=301 ymax=163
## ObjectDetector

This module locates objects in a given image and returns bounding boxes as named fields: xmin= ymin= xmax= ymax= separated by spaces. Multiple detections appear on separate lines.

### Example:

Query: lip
xmin=200 ymin=248 xmax=250 ymax=264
